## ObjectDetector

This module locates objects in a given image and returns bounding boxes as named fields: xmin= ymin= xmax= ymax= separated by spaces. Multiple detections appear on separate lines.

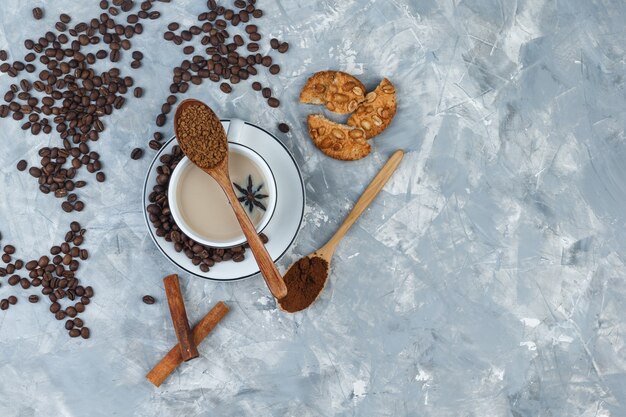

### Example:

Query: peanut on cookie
xmin=347 ymin=78 xmax=396 ymax=139
xmin=300 ymin=71 xmax=366 ymax=114
xmin=307 ymin=114 xmax=371 ymax=161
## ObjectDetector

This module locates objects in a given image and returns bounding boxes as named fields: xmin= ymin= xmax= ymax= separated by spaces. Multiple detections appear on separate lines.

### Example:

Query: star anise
xmin=233 ymin=175 xmax=268 ymax=213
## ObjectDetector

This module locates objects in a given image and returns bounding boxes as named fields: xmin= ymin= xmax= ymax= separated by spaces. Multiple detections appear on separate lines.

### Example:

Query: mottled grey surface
xmin=1 ymin=0 xmax=626 ymax=416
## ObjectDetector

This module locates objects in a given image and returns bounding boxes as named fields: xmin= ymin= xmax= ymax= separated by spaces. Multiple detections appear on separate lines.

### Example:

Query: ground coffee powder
xmin=279 ymin=256 xmax=329 ymax=313
xmin=177 ymin=104 xmax=227 ymax=169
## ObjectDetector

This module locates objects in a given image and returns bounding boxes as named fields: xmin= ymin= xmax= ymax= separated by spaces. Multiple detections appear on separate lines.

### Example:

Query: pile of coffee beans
xmin=0 ymin=222 xmax=93 ymax=339
xmin=146 ymin=144 xmax=269 ymax=272
xmin=150 ymin=0 xmax=289 ymax=146
xmin=0 ymin=1 xmax=171 ymax=210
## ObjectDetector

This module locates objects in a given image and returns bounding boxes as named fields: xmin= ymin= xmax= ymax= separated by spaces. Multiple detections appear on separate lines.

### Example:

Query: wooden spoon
xmin=279 ymin=150 xmax=404 ymax=313
xmin=173 ymin=98 xmax=287 ymax=300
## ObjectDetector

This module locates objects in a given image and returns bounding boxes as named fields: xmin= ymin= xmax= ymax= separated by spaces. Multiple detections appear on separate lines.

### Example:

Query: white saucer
xmin=142 ymin=120 xmax=305 ymax=281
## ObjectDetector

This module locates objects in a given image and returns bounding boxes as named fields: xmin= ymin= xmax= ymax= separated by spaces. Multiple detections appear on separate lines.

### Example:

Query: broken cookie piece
xmin=307 ymin=114 xmax=371 ymax=161
xmin=347 ymin=78 xmax=397 ymax=139
xmin=300 ymin=71 xmax=366 ymax=114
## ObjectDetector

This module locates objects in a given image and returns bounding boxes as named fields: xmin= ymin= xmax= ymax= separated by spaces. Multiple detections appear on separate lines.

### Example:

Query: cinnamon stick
xmin=163 ymin=274 xmax=199 ymax=361
xmin=146 ymin=301 xmax=229 ymax=387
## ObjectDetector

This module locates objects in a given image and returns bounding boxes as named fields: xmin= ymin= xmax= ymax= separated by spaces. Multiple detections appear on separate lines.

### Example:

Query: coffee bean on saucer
xmin=16 ymin=160 xmax=27 ymax=171
xmin=28 ymin=295 xmax=39 ymax=303
xmin=131 ymin=148 xmax=143 ymax=160
xmin=32 ymin=7 xmax=44 ymax=20
xmin=142 ymin=295 xmax=156 ymax=304
xmin=278 ymin=123 xmax=289 ymax=133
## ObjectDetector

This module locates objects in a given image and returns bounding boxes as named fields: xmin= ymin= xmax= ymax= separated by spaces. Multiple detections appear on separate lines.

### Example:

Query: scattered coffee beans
xmin=152 ymin=0 xmax=289 ymax=143
xmin=0 ymin=224 xmax=93 ymax=339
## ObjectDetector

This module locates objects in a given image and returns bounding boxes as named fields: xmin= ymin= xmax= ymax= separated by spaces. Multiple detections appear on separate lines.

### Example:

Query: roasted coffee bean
xmin=69 ymin=328 xmax=80 ymax=337
xmin=80 ymin=327 xmax=90 ymax=339
xmin=131 ymin=148 xmax=143 ymax=160
xmin=220 ymin=82 xmax=232 ymax=94
xmin=16 ymin=160 xmax=27 ymax=171
xmin=262 ymin=87 xmax=271 ymax=99
xmin=183 ymin=46 xmax=195 ymax=54
xmin=269 ymin=64 xmax=280 ymax=74
xmin=252 ymin=81 xmax=262 ymax=91
xmin=267 ymin=97 xmax=280 ymax=108
xmin=50 ymin=302 xmax=61 ymax=313
xmin=28 ymin=295 xmax=39 ymax=303
xmin=278 ymin=42 xmax=289 ymax=53
xmin=0 ymin=50 xmax=7 ymax=61
xmin=247 ymin=43 xmax=259 ymax=52
xmin=278 ymin=123 xmax=290 ymax=133
xmin=74 ymin=201 xmax=85 ymax=211
xmin=270 ymin=38 xmax=280 ymax=49
xmin=96 ymin=172 xmax=105 ymax=182
xmin=66 ymin=306 xmax=77 ymax=317
xmin=73 ymin=317 xmax=84 ymax=327
xmin=0 ymin=299 xmax=8 ymax=310
xmin=33 ymin=7 xmax=44 ymax=20
xmin=149 ymin=140 xmax=162 ymax=150
xmin=4 ymin=244 xmax=15 ymax=254
xmin=65 ymin=319 xmax=75 ymax=330
xmin=61 ymin=202 xmax=73 ymax=213
xmin=20 ymin=278 xmax=31 ymax=289
xmin=142 ymin=295 xmax=156 ymax=304
xmin=7 ymin=296 xmax=17 ymax=305
xmin=167 ymin=22 xmax=179 ymax=31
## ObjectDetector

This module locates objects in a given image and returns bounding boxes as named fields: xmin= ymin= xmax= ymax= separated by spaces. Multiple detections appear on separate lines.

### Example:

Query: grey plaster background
xmin=1 ymin=0 xmax=626 ymax=416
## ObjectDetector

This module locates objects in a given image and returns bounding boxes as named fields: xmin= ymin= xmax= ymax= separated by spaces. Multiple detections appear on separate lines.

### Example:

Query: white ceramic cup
xmin=168 ymin=119 xmax=277 ymax=248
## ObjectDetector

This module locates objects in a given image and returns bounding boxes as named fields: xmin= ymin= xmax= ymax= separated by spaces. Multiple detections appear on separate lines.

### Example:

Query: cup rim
xmin=168 ymin=142 xmax=277 ymax=248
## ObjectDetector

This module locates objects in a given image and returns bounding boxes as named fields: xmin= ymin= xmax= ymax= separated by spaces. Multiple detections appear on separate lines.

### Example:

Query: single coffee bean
xmin=247 ymin=43 xmax=259 ymax=52
xmin=0 ymin=299 xmax=8 ymax=310
xmin=268 ymin=97 xmax=280 ymax=108
xmin=69 ymin=329 xmax=80 ymax=337
xmin=8 ymin=275 xmax=19 ymax=286
xmin=33 ymin=7 xmax=44 ymax=20
xmin=269 ymin=64 xmax=280 ymax=74
xmin=73 ymin=317 xmax=84 ymax=327
xmin=131 ymin=148 xmax=143 ymax=160
xmin=65 ymin=320 xmax=75 ymax=330
xmin=16 ymin=160 xmax=27 ymax=171
xmin=4 ymin=244 xmax=15 ymax=254
xmin=20 ymin=278 xmax=31 ymax=289
xmin=270 ymin=38 xmax=279 ymax=49
xmin=252 ymin=81 xmax=262 ymax=91
xmin=66 ymin=306 xmax=77 ymax=317
xmin=8 ymin=296 xmax=17 ymax=305
xmin=142 ymin=295 xmax=156 ymax=304
xmin=96 ymin=172 xmax=105 ymax=183
xmin=262 ymin=87 xmax=271 ymax=99
xmin=50 ymin=302 xmax=61 ymax=313
xmin=28 ymin=295 xmax=39 ymax=303
xmin=220 ymin=82 xmax=232 ymax=94
xmin=278 ymin=123 xmax=290 ymax=133
xmin=80 ymin=327 xmax=90 ymax=339
xmin=0 ymin=50 xmax=7 ymax=61
xmin=278 ymin=42 xmax=289 ymax=53
xmin=61 ymin=202 xmax=73 ymax=212
xmin=183 ymin=46 xmax=195 ymax=54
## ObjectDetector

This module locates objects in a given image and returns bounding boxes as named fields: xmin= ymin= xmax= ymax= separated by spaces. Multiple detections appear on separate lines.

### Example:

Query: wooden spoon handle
xmin=324 ymin=150 xmax=404 ymax=253
xmin=212 ymin=170 xmax=288 ymax=300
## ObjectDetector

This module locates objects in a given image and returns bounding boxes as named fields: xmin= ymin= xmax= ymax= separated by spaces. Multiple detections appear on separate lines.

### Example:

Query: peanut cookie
xmin=307 ymin=114 xmax=371 ymax=161
xmin=300 ymin=71 xmax=366 ymax=114
xmin=347 ymin=78 xmax=396 ymax=139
